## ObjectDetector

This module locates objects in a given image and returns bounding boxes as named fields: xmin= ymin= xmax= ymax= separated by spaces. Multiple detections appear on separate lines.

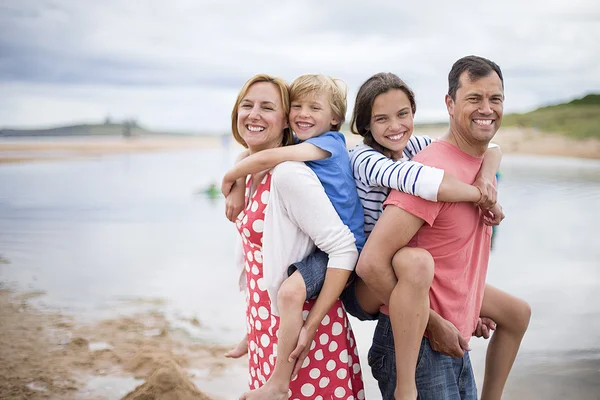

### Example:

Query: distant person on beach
xmin=355 ymin=58 xmax=531 ymax=399
xmin=225 ymin=74 xmax=364 ymax=399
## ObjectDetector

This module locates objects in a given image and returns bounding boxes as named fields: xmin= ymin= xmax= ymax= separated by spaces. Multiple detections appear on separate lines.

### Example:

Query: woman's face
xmin=237 ymin=82 xmax=288 ymax=153
xmin=369 ymin=89 xmax=414 ymax=160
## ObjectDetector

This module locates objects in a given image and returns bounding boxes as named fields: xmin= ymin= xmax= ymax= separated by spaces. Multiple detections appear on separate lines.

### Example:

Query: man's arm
xmin=356 ymin=204 xmax=425 ymax=305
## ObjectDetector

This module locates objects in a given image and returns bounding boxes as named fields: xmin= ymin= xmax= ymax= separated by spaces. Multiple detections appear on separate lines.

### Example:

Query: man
xmin=359 ymin=55 xmax=516 ymax=399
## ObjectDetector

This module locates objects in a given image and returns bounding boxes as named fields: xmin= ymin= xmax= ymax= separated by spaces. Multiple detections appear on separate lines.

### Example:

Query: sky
xmin=1 ymin=0 xmax=599 ymax=133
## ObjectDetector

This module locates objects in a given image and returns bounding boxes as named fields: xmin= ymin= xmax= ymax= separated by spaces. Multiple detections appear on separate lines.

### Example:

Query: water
xmin=1 ymin=147 xmax=599 ymax=399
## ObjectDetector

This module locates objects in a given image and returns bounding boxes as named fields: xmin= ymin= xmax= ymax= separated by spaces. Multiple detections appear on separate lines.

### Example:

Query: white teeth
xmin=247 ymin=125 xmax=264 ymax=132
xmin=296 ymin=122 xmax=313 ymax=128
xmin=388 ymin=133 xmax=405 ymax=141
xmin=474 ymin=119 xmax=493 ymax=126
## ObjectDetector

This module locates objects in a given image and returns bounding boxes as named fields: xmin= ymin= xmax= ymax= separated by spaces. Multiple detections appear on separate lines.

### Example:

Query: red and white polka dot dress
xmin=237 ymin=171 xmax=365 ymax=400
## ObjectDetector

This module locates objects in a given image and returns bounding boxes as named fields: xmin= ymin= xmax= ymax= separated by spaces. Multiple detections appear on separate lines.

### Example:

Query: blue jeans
xmin=368 ymin=314 xmax=478 ymax=400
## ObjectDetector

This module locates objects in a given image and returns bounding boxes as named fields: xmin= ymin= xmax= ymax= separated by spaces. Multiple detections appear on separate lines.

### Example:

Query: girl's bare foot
xmin=225 ymin=335 xmax=248 ymax=358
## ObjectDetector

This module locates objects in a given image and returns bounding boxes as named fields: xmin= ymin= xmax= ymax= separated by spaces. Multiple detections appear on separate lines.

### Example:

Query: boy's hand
xmin=473 ymin=175 xmax=497 ymax=210
xmin=225 ymin=181 xmax=245 ymax=222
xmin=482 ymin=202 xmax=505 ymax=226
xmin=221 ymin=176 xmax=235 ymax=197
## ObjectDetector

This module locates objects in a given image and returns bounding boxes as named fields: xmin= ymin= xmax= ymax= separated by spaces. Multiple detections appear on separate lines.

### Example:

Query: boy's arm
xmin=224 ymin=150 xmax=250 ymax=222
xmin=221 ymin=143 xmax=329 ymax=196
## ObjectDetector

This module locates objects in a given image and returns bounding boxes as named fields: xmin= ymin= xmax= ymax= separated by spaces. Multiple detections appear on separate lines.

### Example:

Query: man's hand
xmin=289 ymin=325 xmax=317 ymax=379
xmin=427 ymin=316 xmax=470 ymax=358
xmin=473 ymin=175 xmax=497 ymax=210
xmin=482 ymin=202 xmax=505 ymax=226
xmin=472 ymin=317 xmax=496 ymax=339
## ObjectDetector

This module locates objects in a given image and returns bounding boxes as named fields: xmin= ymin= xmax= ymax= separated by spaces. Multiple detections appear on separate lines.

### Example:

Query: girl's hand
xmin=289 ymin=324 xmax=318 ymax=379
xmin=472 ymin=317 xmax=496 ymax=339
xmin=473 ymin=176 xmax=497 ymax=210
xmin=482 ymin=203 xmax=505 ymax=226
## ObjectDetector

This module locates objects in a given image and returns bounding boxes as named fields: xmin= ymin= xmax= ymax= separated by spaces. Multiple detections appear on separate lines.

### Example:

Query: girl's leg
xmin=480 ymin=284 xmax=531 ymax=400
xmin=389 ymin=247 xmax=434 ymax=400
xmin=225 ymin=333 xmax=248 ymax=358
xmin=240 ymin=271 xmax=306 ymax=400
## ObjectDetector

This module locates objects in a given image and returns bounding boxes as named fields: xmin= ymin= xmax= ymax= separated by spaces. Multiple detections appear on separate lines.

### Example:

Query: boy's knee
xmin=277 ymin=277 xmax=306 ymax=310
xmin=392 ymin=249 xmax=434 ymax=289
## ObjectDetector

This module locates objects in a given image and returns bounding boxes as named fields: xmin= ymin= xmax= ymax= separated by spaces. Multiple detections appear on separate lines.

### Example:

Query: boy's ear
xmin=331 ymin=116 xmax=340 ymax=127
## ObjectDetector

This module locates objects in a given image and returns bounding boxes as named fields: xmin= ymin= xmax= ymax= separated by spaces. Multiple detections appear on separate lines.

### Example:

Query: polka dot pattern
xmin=237 ymin=171 xmax=364 ymax=398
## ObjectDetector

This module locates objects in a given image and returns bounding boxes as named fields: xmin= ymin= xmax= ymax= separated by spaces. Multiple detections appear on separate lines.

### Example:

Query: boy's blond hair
xmin=289 ymin=74 xmax=347 ymax=132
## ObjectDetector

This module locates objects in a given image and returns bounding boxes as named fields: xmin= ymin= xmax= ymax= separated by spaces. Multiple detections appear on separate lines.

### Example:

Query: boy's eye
xmin=311 ymin=106 xmax=321 ymax=111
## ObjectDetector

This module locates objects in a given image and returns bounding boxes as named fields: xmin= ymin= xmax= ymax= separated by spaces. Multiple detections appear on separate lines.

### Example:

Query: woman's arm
xmin=221 ymin=143 xmax=329 ymax=196
xmin=273 ymin=162 xmax=357 ymax=346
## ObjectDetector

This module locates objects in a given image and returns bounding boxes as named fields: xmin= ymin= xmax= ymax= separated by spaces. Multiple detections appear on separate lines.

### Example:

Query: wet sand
xmin=0 ymin=135 xmax=222 ymax=164
xmin=2 ymin=288 xmax=599 ymax=399
xmin=0 ymin=288 xmax=244 ymax=399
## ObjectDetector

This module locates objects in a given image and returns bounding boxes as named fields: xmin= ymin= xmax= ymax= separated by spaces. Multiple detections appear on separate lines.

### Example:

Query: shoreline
xmin=1 ymin=128 xmax=599 ymax=165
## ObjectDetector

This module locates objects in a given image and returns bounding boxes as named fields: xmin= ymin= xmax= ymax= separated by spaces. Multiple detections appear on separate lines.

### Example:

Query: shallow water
xmin=1 ymin=146 xmax=599 ymax=399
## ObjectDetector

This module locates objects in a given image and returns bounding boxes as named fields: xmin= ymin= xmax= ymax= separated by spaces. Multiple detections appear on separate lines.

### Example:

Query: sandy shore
xmin=0 ymin=135 xmax=222 ymax=164
xmin=1 ymin=128 xmax=599 ymax=165
xmin=0 ymin=288 xmax=244 ymax=400
xmin=2 ymin=288 xmax=599 ymax=399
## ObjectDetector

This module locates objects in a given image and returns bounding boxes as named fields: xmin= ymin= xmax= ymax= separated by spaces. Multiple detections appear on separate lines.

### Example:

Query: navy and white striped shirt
xmin=349 ymin=135 xmax=445 ymax=238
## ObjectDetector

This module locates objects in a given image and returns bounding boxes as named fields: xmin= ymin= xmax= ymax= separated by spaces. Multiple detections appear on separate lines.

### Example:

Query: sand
xmin=0 ymin=135 xmax=223 ymax=164
xmin=1 ymin=128 xmax=599 ymax=165
xmin=0 ymin=289 xmax=243 ymax=400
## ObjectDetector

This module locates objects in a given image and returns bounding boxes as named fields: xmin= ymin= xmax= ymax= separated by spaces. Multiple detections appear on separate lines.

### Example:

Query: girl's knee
xmin=392 ymin=248 xmax=434 ymax=289
xmin=511 ymin=299 xmax=532 ymax=333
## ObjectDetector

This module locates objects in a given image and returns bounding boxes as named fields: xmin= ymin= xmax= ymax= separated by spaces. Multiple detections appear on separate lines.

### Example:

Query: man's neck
xmin=440 ymin=127 xmax=488 ymax=158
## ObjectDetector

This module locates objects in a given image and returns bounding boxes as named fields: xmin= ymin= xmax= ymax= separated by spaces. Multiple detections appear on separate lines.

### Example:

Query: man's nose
xmin=479 ymin=99 xmax=493 ymax=115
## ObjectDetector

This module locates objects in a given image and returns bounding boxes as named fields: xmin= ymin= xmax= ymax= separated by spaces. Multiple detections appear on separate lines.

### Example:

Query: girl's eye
xmin=312 ymin=106 xmax=321 ymax=111
xmin=375 ymin=117 xmax=386 ymax=123
xmin=292 ymin=104 xmax=301 ymax=109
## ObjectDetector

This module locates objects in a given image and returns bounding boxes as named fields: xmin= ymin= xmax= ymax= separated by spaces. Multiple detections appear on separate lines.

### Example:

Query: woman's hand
xmin=289 ymin=324 xmax=318 ymax=379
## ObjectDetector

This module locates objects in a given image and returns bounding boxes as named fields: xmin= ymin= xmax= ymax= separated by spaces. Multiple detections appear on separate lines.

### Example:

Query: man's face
xmin=446 ymin=71 xmax=504 ymax=144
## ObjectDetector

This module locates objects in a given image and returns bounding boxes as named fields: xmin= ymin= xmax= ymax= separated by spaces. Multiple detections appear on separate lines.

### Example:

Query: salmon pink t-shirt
xmin=383 ymin=140 xmax=493 ymax=342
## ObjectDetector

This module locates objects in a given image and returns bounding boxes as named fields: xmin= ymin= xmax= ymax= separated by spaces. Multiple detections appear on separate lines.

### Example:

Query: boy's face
xmin=289 ymin=91 xmax=339 ymax=141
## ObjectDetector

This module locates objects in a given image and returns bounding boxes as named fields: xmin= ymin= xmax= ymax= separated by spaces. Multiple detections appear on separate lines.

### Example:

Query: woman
xmin=229 ymin=74 xmax=365 ymax=400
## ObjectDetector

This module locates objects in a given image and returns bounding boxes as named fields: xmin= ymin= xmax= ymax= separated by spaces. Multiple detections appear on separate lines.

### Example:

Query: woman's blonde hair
xmin=231 ymin=74 xmax=294 ymax=148
xmin=289 ymin=74 xmax=347 ymax=131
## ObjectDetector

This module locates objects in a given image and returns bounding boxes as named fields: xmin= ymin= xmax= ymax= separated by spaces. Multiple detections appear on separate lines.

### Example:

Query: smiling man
xmin=360 ymin=55 xmax=507 ymax=399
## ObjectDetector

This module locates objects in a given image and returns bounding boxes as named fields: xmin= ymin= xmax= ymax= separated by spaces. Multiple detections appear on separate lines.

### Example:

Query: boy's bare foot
xmin=239 ymin=382 xmax=288 ymax=400
xmin=225 ymin=335 xmax=248 ymax=358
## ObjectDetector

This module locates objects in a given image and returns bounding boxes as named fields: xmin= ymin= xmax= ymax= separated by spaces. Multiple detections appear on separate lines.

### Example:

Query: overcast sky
xmin=1 ymin=0 xmax=599 ymax=133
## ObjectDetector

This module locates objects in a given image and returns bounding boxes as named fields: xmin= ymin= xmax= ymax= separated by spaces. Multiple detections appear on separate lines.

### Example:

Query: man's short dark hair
xmin=448 ymin=56 xmax=504 ymax=100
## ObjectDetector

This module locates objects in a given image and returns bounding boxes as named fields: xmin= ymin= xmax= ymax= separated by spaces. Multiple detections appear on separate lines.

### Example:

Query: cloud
xmin=1 ymin=0 xmax=599 ymax=131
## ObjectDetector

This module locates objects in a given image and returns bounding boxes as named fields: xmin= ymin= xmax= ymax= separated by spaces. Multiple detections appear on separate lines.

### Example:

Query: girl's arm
xmin=221 ymin=143 xmax=329 ymax=196
xmin=352 ymin=142 xmax=502 ymax=204
xmin=225 ymin=150 xmax=249 ymax=222
xmin=473 ymin=145 xmax=502 ymax=210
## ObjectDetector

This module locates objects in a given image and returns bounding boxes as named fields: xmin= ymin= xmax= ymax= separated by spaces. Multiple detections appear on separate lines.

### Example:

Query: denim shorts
xmin=289 ymin=249 xmax=377 ymax=324
xmin=288 ymin=248 xmax=329 ymax=300
xmin=368 ymin=313 xmax=478 ymax=400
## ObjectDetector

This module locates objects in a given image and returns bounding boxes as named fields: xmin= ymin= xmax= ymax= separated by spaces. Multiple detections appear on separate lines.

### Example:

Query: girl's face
xmin=237 ymin=82 xmax=289 ymax=153
xmin=368 ymin=89 xmax=414 ymax=160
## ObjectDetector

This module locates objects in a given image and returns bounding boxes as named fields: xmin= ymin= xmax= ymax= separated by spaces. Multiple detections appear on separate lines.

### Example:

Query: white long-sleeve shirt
xmin=349 ymin=135 xmax=445 ymax=238
xmin=236 ymin=161 xmax=358 ymax=315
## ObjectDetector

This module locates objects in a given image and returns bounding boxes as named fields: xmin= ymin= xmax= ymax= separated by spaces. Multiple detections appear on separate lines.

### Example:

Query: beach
xmin=1 ymin=134 xmax=599 ymax=399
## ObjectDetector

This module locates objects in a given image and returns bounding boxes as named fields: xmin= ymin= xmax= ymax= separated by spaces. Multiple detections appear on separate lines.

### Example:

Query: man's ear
xmin=445 ymin=94 xmax=454 ymax=118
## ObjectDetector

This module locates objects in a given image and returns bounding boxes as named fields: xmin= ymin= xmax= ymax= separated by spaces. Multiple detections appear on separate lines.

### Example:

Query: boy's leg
xmin=389 ymin=247 xmax=434 ymax=400
xmin=225 ymin=333 xmax=248 ymax=358
xmin=240 ymin=271 xmax=306 ymax=400
xmin=480 ymin=284 xmax=531 ymax=400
